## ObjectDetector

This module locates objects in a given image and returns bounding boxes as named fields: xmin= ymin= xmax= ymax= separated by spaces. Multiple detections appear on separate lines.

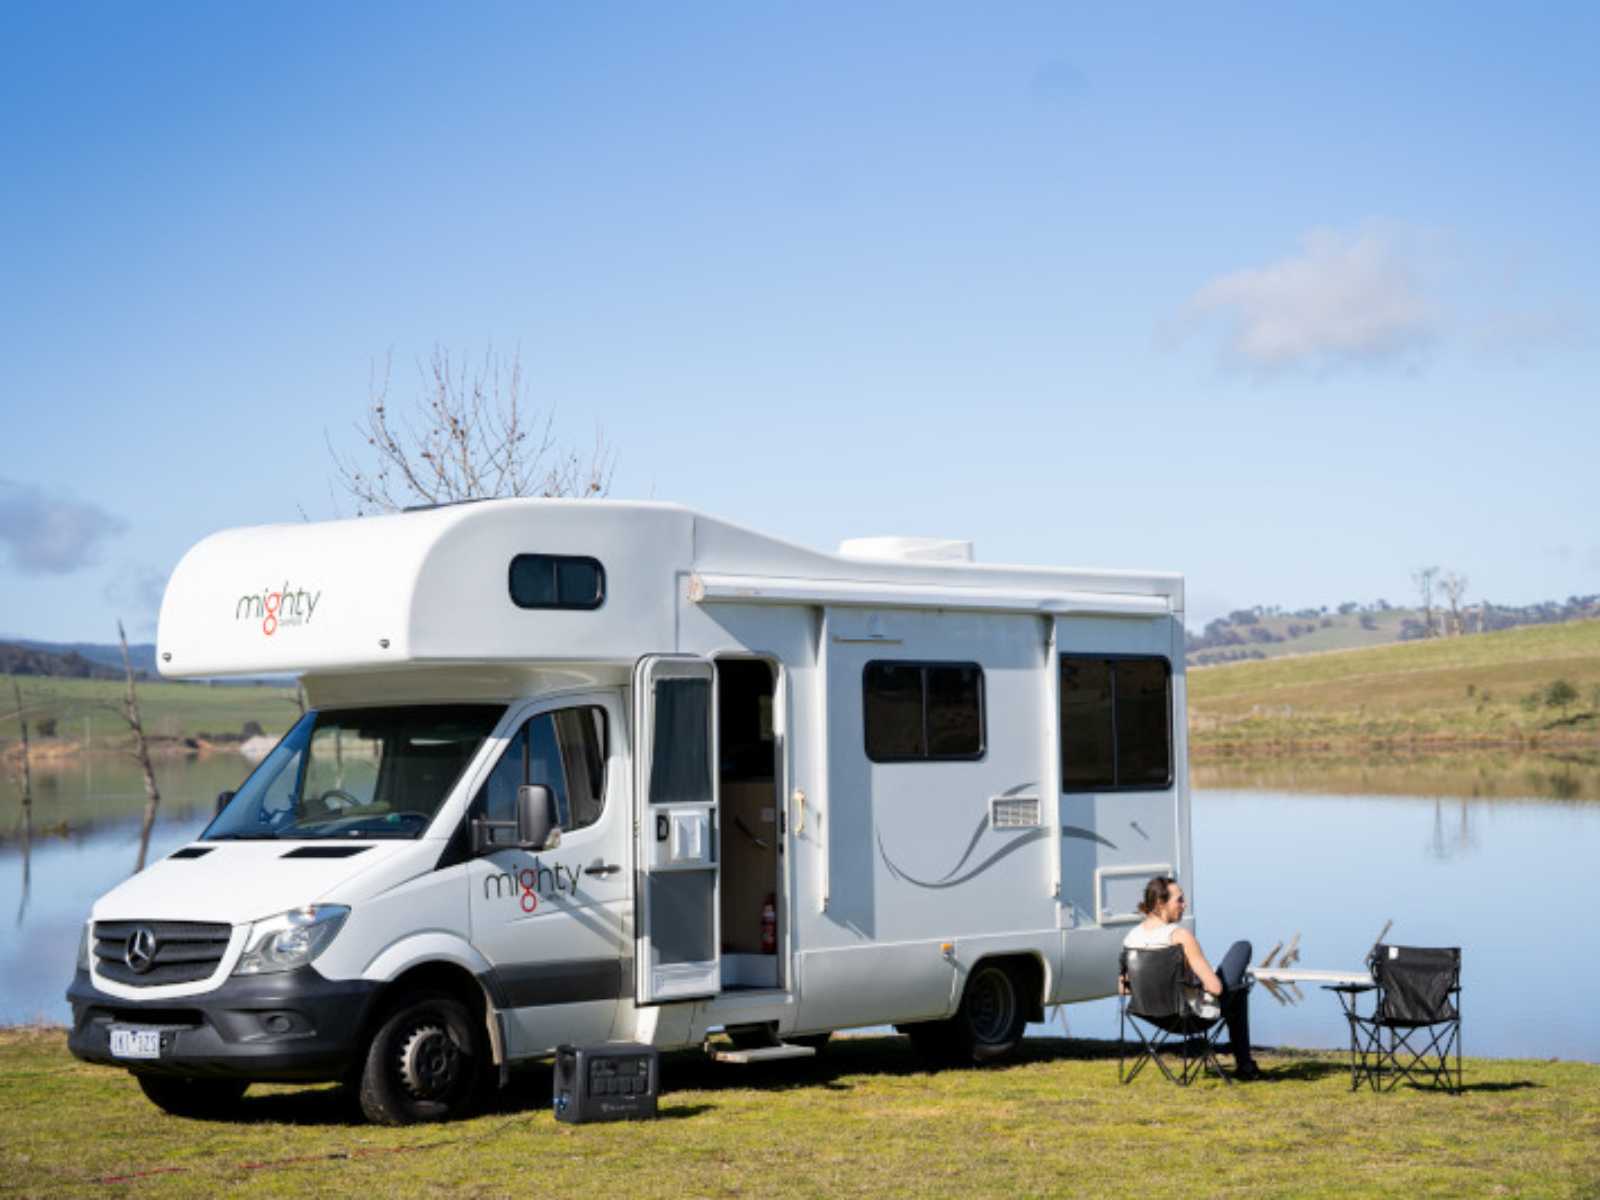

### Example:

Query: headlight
xmin=233 ymin=906 xmax=350 ymax=976
xmin=77 ymin=923 xmax=91 ymax=972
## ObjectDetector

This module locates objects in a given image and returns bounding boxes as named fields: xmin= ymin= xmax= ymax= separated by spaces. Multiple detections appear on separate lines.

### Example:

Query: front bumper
xmin=66 ymin=967 xmax=382 ymax=1082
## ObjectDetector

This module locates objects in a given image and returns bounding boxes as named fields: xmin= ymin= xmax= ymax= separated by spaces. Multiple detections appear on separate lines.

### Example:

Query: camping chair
xmin=1118 ymin=946 xmax=1235 ymax=1086
xmin=1331 ymin=944 xmax=1461 ymax=1094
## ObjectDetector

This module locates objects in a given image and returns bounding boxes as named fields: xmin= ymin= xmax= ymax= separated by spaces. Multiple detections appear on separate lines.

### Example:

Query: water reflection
xmin=1195 ymin=750 xmax=1600 ymax=804
xmin=5 ymin=752 xmax=1600 ymax=1059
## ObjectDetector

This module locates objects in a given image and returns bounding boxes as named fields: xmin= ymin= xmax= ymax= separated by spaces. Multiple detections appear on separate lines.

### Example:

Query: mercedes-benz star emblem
xmin=125 ymin=928 xmax=158 ymax=974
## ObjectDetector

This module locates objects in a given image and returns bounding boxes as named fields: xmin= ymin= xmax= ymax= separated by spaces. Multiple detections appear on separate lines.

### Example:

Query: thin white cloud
xmin=103 ymin=564 xmax=171 ymax=635
xmin=0 ymin=479 xmax=126 ymax=575
xmin=1187 ymin=225 xmax=1437 ymax=371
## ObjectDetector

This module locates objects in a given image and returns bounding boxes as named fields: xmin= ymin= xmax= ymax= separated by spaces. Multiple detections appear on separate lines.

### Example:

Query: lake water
xmin=4 ymin=753 xmax=1598 ymax=1060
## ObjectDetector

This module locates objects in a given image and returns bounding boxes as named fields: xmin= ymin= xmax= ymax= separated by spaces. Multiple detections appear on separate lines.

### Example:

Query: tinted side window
xmin=508 ymin=554 xmax=606 ymax=610
xmin=1115 ymin=658 xmax=1171 ymax=788
xmin=1060 ymin=657 xmax=1115 ymax=790
xmin=864 ymin=661 xmax=985 ymax=762
xmin=863 ymin=662 xmax=925 ymax=760
xmin=1059 ymin=655 xmax=1172 ymax=791
xmin=474 ymin=706 xmax=608 ymax=845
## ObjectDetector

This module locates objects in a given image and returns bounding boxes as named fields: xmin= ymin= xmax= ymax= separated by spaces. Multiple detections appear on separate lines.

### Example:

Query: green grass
xmin=1189 ymin=619 xmax=1600 ymax=757
xmin=2 ymin=676 xmax=298 ymax=750
xmin=3 ymin=1031 xmax=1596 ymax=1198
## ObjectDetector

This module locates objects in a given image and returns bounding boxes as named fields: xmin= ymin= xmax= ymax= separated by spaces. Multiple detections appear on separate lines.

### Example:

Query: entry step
xmin=708 ymin=1043 xmax=817 ymax=1064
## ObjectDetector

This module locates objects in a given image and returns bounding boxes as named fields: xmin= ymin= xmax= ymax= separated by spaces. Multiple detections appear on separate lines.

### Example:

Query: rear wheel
xmin=357 ymin=990 xmax=486 ymax=1125
xmin=955 ymin=962 xmax=1026 ymax=1063
xmin=136 ymin=1075 xmax=248 ymax=1118
xmin=905 ymin=962 xmax=1028 ymax=1067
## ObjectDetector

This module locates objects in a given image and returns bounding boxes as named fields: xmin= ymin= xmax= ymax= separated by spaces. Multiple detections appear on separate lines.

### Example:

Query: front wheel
xmin=137 ymin=1075 xmax=248 ymax=1118
xmin=357 ymin=990 xmax=486 ymax=1125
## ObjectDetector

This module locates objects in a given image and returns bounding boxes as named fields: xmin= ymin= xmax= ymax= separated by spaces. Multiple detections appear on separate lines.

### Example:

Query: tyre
xmin=357 ymin=990 xmax=486 ymax=1125
xmin=136 ymin=1074 xmax=248 ymax=1119
xmin=952 ymin=961 xmax=1027 ymax=1064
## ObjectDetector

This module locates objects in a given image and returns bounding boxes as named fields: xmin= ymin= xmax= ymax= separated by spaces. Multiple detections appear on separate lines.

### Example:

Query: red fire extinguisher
xmin=761 ymin=894 xmax=777 ymax=954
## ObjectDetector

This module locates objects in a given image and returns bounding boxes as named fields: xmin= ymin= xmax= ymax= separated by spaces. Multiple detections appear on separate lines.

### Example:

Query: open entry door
xmin=633 ymin=655 xmax=721 ymax=1004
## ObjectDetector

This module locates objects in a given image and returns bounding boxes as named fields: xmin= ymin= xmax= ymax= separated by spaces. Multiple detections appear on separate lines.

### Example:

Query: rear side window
xmin=864 ymin=661 xmax=984 ymax=762
xmin=1059 ymin=655 xmax=1172 ymax=791
xmin=508 ymin=554 xmax=605 ymax=610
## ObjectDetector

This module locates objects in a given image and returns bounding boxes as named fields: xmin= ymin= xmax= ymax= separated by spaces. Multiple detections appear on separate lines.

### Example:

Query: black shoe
xmin=1233 ymin=1061 xmax=1264 ymax=1082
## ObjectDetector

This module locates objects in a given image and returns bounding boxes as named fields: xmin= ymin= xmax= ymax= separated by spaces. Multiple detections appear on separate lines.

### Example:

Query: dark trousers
xmin=1215 ymin=940 xmax=1254 ymax=1063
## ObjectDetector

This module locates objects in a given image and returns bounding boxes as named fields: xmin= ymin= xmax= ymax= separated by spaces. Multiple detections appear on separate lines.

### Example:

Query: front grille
xmin=94 ymin=920 xmax=232 ymax=986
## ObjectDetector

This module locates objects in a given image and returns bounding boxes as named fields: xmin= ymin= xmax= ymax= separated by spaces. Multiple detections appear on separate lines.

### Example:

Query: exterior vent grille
xmin=93 ymin=920 xmax=232 ymax=987
xmin=990 ymin=796 xmax=1041 ymax=829
xmin=168 ymin=846 xmax=213 ymax=860
xmin=280 ymin=845 xmax=371 ymax=859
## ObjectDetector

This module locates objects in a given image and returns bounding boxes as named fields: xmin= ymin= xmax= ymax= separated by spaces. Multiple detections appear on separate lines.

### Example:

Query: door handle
xmin=585 ymin=862 xmax=622 ymax=877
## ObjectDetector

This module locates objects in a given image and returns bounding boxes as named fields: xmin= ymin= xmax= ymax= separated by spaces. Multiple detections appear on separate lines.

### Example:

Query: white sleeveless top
xmin=1123 ymin=920 xmax=1178 ymax=950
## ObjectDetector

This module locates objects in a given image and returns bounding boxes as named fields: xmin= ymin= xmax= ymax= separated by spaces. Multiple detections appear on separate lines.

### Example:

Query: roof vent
xmin=837 ymin=536 xmax=975 ymax=564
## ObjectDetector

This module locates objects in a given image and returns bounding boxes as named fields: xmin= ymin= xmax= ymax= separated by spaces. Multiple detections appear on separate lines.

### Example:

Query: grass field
xmin=2 ymin=676 xmax=298 ymax=752
xmin=1189 ymin=619 xmax=1600 ymax=756
xmin=3 ymin=1030 xmax=1596 ymax=1199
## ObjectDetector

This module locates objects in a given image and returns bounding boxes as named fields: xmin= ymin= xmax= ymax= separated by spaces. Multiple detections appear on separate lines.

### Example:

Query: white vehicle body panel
xmin=80 ymin=500 xmax=1190 ymax=1069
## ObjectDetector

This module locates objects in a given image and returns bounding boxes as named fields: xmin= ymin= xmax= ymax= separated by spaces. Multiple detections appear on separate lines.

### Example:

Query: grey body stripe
xmin=878 ymin=820 xmax=1120 ymax=890
xmin=482 ymin=958 xmax=631 ymax=1009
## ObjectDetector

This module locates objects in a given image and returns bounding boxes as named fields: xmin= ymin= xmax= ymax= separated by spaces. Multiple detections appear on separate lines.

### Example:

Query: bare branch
xmin=329 ymin=345 xmax=613 ymax=512
xmin=117 ymin=621 xmax=163 ymax=873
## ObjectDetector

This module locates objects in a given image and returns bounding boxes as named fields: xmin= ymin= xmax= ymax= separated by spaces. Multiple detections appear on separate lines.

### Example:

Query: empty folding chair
xmin=1119 ymin=946 xmax=1234 ymax=1086
xmin=1338 ymin=944 xmax=1462 ymax=1094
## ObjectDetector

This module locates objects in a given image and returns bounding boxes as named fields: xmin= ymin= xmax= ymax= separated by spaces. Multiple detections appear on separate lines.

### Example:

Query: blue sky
xmin=1 ymin=2 xmax=1596 ymax=642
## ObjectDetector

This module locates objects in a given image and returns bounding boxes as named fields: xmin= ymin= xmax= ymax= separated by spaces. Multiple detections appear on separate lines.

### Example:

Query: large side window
xmin=1059 ymin=655 xmax=1172 ymax=791
xmin=864 ymin=661 xmax=984 ymax=762
xmin=474 ymin=706 xmax=608 ymax=845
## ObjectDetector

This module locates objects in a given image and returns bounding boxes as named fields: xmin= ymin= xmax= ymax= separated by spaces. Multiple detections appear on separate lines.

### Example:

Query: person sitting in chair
xmin=1122 ymin=875 xmax=1262 ymax=1081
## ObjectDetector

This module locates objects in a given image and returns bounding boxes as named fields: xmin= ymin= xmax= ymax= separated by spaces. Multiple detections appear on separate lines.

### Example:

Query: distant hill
xmin=1188 ymin=617 xmax=1600 ymax=756
xmin=1188 ymin=595 xmax=1600 ymax=667
xmin=0 ymin=641 xmax=146 ymax=681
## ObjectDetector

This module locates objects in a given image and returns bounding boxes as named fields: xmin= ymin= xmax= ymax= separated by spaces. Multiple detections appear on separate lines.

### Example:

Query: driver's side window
xmin=474 ymin=706 xmax=607 ymax=847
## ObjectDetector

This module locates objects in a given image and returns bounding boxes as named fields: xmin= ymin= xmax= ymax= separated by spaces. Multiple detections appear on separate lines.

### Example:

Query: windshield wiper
xmin=210 ymin=831 xmax=284 ymax=841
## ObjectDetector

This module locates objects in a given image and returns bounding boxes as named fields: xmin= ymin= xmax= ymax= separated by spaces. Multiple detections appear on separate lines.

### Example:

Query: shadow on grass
xmin=179 ymin=1034 xmax=1364 ymax=1128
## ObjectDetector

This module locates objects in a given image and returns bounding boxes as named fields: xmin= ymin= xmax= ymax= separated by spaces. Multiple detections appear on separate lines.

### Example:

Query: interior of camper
xmin=716 ymin=658 xmax=783 ymax=991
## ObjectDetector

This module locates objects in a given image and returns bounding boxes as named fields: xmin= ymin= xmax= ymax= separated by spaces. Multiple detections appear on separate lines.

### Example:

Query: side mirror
xmin=215 ymin=790 xmax=235 ymax=817
xmin=516 ymin=784 xmax=562 ymax=850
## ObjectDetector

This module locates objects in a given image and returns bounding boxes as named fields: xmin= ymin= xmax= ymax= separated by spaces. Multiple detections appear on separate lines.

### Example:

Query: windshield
xmin=203 ymin=705 xmax=505 ymax=840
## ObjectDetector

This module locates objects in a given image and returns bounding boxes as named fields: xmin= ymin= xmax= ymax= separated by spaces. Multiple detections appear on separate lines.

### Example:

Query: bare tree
xmin=115 ymin=622 xmax=163 ymax=873
xmin=9 ymin=676 xmax=33 ymax=924
xmin=1438 ymin=571 xmax=1469 ymax=636
xmin=1411 ymin=566 xmax=1440 ymax=637
xmin=330 ymin=346 xmax=615 ymax=513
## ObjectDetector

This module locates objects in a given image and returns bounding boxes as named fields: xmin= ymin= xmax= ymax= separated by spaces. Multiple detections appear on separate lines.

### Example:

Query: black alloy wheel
xmin=357 ymin=990 xmax=485 ymax=1125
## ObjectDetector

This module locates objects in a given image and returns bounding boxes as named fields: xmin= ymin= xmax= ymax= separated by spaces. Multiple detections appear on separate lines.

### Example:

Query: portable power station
xmin=553 ymin=1043 xmax=659 ymax=1123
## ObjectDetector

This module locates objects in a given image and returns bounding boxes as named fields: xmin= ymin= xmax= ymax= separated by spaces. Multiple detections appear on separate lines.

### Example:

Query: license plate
xmin=110 ymin=1028 xmax=162 ymax=1059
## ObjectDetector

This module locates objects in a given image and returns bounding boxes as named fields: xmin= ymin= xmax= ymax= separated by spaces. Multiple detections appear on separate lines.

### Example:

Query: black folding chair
xmin=1331 ymin=944 xmax=1462 ymax=1094
xmin=1118 ymin=946 xmax=1234 ymax=1086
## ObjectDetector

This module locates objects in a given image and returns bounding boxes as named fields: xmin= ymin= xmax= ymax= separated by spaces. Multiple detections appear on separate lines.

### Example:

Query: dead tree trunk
xmin=119 ymin=622 xmax=163 ymax=873
xmin=10 ymin=676 xmax=33 ymax=924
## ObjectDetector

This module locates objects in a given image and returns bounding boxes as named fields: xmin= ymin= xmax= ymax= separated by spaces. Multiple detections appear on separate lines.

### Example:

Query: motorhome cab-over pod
xmin=67 ymin=501 xmax=1192 ymax=1123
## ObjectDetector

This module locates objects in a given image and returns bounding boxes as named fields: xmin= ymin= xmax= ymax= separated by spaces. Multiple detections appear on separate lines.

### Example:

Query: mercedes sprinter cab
xmin=67 ymin=499 xmax=1193 ymax=1123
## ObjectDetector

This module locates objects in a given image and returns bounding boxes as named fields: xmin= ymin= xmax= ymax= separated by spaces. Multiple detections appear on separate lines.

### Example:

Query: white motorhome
xmin=68 ymin=500 xmax=1192 ymax=1123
